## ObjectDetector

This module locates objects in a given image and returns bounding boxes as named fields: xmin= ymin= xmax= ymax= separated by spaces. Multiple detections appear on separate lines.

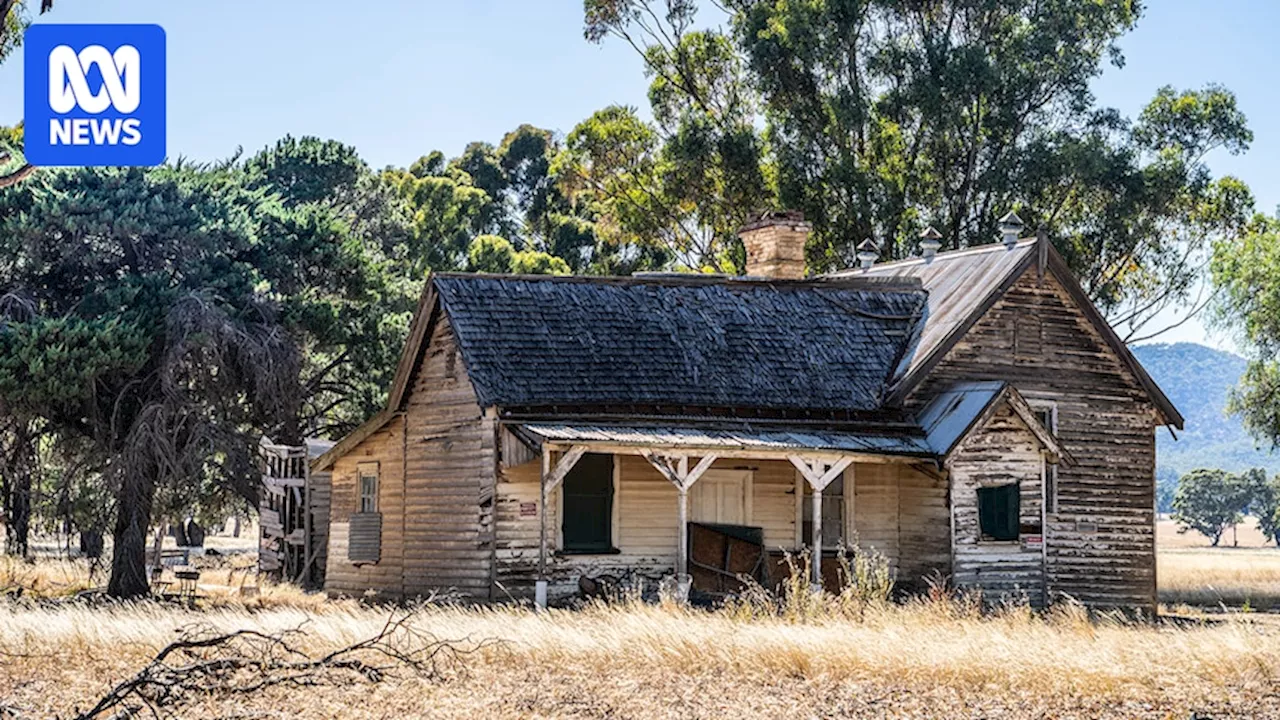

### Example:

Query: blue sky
xmin=2 ymin=1 xmax=1275 ymax=353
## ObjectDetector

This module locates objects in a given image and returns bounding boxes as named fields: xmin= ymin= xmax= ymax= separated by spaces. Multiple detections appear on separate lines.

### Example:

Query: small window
xmin=358 ymin=463 xmax=378 ymax=513
xmin=978 ymin=483 xmax=1020 ymax=541
xmin=1029 ymin=402 xmax=1058 ymax=514
xmin=561 ymin=453 xmax=614 ymax=552
xmin=802 ymin=474 xmax=844 ymax=548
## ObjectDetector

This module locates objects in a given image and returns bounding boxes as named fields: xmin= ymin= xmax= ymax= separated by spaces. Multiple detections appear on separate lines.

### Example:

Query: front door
xmin=690 ymin=470 xmax=752 ymax=525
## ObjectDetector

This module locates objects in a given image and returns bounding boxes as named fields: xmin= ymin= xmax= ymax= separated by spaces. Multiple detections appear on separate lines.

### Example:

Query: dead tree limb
xmin=73 ymin=613 xmax=503 ymax=720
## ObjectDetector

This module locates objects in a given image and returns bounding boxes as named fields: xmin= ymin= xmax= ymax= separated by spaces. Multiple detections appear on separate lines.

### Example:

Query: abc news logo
xmin=24 ymin=24 xmax=166 ymax=167
xmin=48 ymin=44 xmax=143 ymax=146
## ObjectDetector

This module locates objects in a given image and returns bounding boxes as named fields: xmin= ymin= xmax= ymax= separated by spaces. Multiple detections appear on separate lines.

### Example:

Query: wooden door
xmin=690 ymin=470 xmax=752 ymax=526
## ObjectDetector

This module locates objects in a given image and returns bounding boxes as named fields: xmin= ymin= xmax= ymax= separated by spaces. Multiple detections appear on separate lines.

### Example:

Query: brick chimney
xmin=739 ymin=210 xmax=811 ymax=279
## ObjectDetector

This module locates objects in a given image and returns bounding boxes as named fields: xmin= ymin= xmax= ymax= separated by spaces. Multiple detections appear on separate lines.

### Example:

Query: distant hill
xmin=1132 ymin=342 xmax=1280 ymax=476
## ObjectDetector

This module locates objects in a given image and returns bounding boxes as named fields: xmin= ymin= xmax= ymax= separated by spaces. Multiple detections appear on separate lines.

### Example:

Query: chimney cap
xmin=856 ymin=238 xmax=879 ymax=269
xmin=998 ymin=211 xmax=1025 ymax=231
xmin=740 ymin=209 xmax=810 ymax=233
xmin=919 ymin=226 xmax=943 ymax=262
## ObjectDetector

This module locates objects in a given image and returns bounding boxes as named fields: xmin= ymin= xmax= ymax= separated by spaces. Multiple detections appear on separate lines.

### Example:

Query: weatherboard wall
xmin=493 ymin=454 xmax=949 ymax=600
xmin=908 ymin=267 xmax=1158 ymax=611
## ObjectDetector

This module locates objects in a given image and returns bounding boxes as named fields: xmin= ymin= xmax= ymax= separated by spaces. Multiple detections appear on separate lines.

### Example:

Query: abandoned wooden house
xmin=311 ymin=211 xmax=1181 ymax=611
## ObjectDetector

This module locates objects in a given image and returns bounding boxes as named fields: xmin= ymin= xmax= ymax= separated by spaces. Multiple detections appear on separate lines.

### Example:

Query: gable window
xmin=561 ymin=453 xmax=615 ymax=553
xmin=978 ymin=483 xmax=1020 ymax=541
xmin=1029 ymin=401 xmax=1059 ymax=514
xmin=358 ymin=463 xmax=379 ymax=513
xmin=802 ymin=474 xmax=845 ymax=548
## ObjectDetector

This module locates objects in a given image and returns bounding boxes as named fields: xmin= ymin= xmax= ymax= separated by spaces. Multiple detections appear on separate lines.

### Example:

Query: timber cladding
xmin=401 ymin=313 xmax=496 ymax=601
xmin=325 ymin=314 xmax=497 ymax=601
xmin=325 ymin=415 xmax=405 ymax=597
xmin=947 ymin=404 xmax=1046 ymax=606
xmin=909 ymin=267 xmax=1158 ymax=610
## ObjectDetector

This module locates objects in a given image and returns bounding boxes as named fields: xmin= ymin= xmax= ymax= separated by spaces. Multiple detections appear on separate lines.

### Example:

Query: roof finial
xmin=919 ymin=226 xmax=943 ymax=263
xmin=999 ymin=211 xmax=1025 ymax=249
xmin=856 ymin=238 xmax=879 ymax=270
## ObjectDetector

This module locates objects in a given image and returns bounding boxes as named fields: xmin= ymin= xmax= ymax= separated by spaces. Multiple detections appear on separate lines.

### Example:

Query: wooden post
xmin=811 ymin=485 xmax=823 ymax=585
xmin=537 ymin=445 xmax=588 ymax=608
xmin=643 ymin=451 xmax=718 ymax=586
xmin=789 ymin=455 xmax=855 ymax=590
xmin=676 ymin=486 xmax=689 ymax=578
xmin=537 ymin=447 xmax=551 ymax=608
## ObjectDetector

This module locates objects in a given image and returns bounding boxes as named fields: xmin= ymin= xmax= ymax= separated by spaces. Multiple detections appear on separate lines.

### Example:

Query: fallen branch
xmin=73 ymin=612 xmax=502 ymax=719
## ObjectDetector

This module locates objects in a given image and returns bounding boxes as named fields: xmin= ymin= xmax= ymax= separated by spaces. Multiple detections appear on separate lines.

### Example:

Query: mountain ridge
xmin=1132 ymin=342 xmax=1279 ymax=476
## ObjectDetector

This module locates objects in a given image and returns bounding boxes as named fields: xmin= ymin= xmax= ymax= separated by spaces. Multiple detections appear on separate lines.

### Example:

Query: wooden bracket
xmin=789 ymin=455 xmax=854 ymax=491
xmin=544 ymin=445 xmax=587 ymax=493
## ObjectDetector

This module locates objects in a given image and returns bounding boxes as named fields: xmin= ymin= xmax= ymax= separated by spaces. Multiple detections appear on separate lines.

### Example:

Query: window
xmin=978 ymin=483 xmax=1020 ymax=541
xmin=802 ymin=474 xmax=845 ymax=548
xmin=561 ymin=453 xmax=614 ymax=552
xmin=1029 ymin=401 xmax=1058 ymax=514
xmin=357 ymin=463 xmax=378 ymax=513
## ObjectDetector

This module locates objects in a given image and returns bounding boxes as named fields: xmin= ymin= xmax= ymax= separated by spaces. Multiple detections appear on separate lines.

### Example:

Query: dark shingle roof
xmin=432 ymin=274 xmax=925 ymax=412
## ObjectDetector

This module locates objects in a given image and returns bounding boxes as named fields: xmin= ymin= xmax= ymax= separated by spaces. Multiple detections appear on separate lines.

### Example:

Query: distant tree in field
xmin=1248 ymin=472 xmax=1280 ymax=547
xmin=1172 ymin=468 xmax=1250 ymax=546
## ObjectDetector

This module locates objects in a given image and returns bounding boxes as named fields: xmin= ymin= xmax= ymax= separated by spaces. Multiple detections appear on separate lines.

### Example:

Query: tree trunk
xmin=3 ymin=466 xmax=31 ymax=557
xmin=186 ymin=520 xmax=205 ymax=548
xmin=172 ymin=519 xmax=189 ymax=547
xmin=232 ymin=515 xmax=241 ymax=538
xmin=79 ymin=528 xmax=104 ymax=559
xmin=107 ymin=470 xmax=155 ymax=598
xmin=1 ymin=419 xmax=35 ymax=558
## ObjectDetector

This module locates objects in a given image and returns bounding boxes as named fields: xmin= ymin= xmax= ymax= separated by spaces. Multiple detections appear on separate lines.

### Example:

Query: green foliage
xmin=1172 ymin=468 xmax=1252 ymax=546
xmin=586 ymin=1 xmax=1254 ymax=331
xmin=465 ymin=234 xmax=571 ymax=275
xmin=576 ymin=12 xmax=773 ymax=271
xmin=0 ymin=1 xmax=29 ymax=64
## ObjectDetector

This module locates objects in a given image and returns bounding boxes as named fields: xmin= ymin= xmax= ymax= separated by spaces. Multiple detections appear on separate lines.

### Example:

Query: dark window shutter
xmin=978 ymin=484 xmax=1020 ymax=541
xmin=562 ymin=453 xmax=614 ymax=552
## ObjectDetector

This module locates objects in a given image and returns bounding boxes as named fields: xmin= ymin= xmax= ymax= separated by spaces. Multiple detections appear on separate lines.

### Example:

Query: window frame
xmin=357 ymin=462 xmax=379 ymax=514
xmin=1027 ymin=399 xmax=1059 ymax=515
xmin=557 ymin=452 xmax=619 ymax=555
xmin=977 ymin=482 xmax=1021 ymax=543
xmin=801 ymin=472 xmax=846 ymax=550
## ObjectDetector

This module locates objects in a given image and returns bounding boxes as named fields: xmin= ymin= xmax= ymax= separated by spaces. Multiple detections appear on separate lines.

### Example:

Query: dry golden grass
xmin=6 ymin=544 xmax=1280 ymax=718
xmin=1159 ymin=547 xmax=1280 ymax=610
xmin=3 ymin=598 xmax=1280 ymax=718
xmin=0 ymin=554 xmax=332 ymax=611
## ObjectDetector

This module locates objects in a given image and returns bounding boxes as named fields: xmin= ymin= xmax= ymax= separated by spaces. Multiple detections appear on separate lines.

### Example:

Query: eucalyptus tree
xmin=584 ymin=0 xmax=1253 ymax=340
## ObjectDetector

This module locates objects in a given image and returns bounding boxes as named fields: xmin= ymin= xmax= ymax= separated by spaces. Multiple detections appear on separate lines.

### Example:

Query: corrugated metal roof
xmin=917 ymin=381 xmax=1006 ymax=456
xmin=518 ymin=423 xmax=933 ymax=456
xmin=825 ymin=239 xmax=1038 ymax=390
